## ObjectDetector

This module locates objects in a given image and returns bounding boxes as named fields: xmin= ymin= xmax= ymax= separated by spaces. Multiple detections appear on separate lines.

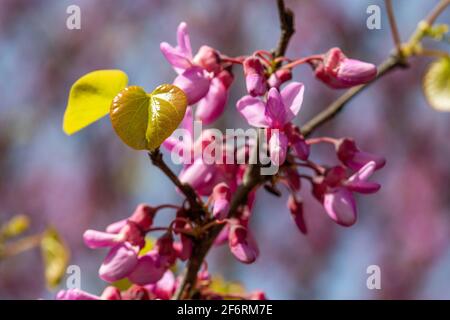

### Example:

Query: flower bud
xmin=228 ymin=224 xmax=259 ymax=264
xmin=314 ymin=47 xmax=377 ymax=89
xmin=211 ymin=183 xmax=231 ymax=220
xmin=336 ymin=138 xmax=385 ymax=171
xmin=129 ymin=204 xmax=156 ymax=231
xmin=243 ymin=57 xmax=267 ymax=96
xmin=287 ymin=195 xmax=307 ymax=234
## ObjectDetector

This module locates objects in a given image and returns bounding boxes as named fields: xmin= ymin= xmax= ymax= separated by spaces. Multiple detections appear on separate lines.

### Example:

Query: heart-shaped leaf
xmin=63 ymin=69 xmax=128 ymax=135
xmin=423 ymin=56 xmax=450 ymax=112
xmin=110 ymin=84 xmax=187 ymax=150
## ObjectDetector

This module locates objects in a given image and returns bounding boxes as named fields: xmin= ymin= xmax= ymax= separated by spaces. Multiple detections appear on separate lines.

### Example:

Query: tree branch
xmin=425 ymin=0 xmax=450 ymax=25
xmin=274 ymin=0 xmax=295 ymax=58
xmin=385 ymin=0 xmax=403 ymax=57
xmin=148 ymin=149 xmax=204 ymax=218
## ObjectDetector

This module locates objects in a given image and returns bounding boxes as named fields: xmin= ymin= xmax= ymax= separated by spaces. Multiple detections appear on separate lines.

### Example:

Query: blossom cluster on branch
xmin=58 ymin=19 xmax=386 ymax=300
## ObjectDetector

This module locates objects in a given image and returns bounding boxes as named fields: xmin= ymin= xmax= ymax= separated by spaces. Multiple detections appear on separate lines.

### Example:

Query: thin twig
xmin=425 ymin=0 xmax=450 ymax=26
xmin=148 ymin=149 xmax=204 ymax=217
xmin=385 ymin=0 xmax=403 ymax=57
xmin=274 ymin=0 xmax=295 ymax=58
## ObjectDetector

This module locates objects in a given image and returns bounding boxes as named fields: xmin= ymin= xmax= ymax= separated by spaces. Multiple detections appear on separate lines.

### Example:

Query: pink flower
xmin=243 ymin=57 xmax=267 ymax=96
xmin=196 ymin=71 xmax=232 ymax=124
xmin=56 ymin=286 xmax=121 ymax=300
xmin=173 ymin=67 xmax=211 ymax=105
xmin=313 ymin=161 xmax=381 ymax=226
xmin=83 ymin=204 xmax=156 ymax=283
xmin=211 ymin=182 xmax=231 ymax=220
xmin=56 ymin=289 xmax=100 ymax=300
xmin=161 ymin=22 xmax=232 ymax=123
xmin=314 ymin=47 xmax=377 ymax=89
xmin=335 ymin=138 xmax=386 ymax=171
xmin=287 ymin=195 xmax=307 ymax=234
xmin=237 ymin=82 xmax=305 ymax=164
xmin=145 ymin=270 xmax=176 ymax=300
xmin=127 ymin=250 xmax=167 ymax=285
xmin=228 ymin=222 xmax=259 ymax=264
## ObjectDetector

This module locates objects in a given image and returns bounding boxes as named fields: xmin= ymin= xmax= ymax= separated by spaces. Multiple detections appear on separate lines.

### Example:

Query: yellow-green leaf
xmin=110 ymin=84 xmax=187 ymax=150
xmin=423 ymin=56 xmax=450 ymax=111
xmin=63 ymin=69 xmax=128 ymax=135
xmin=0 ymin=214 xmax=29 ymax=240
xmin=40 ymin=227 xmax=70 ymax=288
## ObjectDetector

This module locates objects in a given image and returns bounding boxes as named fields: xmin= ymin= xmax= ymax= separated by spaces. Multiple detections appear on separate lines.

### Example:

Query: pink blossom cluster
xmin=59 ymin=22 xmax=383 ymax=300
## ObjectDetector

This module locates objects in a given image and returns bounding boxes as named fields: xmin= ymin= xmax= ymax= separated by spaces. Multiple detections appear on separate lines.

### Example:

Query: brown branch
xmin=425 ymin=0 xmax=450 ymax=25
xmin=274 ymin=0 xmax=295 ymax=58
xmin=148 ymin=149 xmax=204 ymax=218
xmin=385 ymin=0 xmax=403 ymax=57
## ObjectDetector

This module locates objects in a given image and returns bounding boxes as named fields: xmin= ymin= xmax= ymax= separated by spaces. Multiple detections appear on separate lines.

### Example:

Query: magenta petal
xmin=179 ymin=158 xmax=217 ymax=196
xmin=266 ymin=87 xmax=288 ymax=127
xmin=196 ymin=77 xmax=227 ymax=124
xmin=106 ymin=219 xmax=127 ymax=234
xmin=269 ymin=131 xmax=288 ymax=166
xmin=99 ymin=243 xmax=139 ymax=282
xmin=229 ymin=225 xmax=259 ymax=264
xmin=349 ymin=151 xmax=386 ymax=171
xmin=100 ymin=286 xmax=122 ymax=300
xmin=236 ymin=95 xmax=269 ymax=128
xmin=323 ymin=187 xmax=357 ymax=226
xmin=127 ymin=251 xmax=167 ymax=285
xmin=176 ymin=22 xmax=192 ymax=59
xmin=346 ymin=161 xmax=381 ymax=194
xmin=287 ymin=195 xmax=307 ymax=234
xmin=173 ymin=67 xmax=210 ymax=105
xmin=337 ymin=59 xmax=377 ymax=86
xmin=160 ymin=42 xmax=192 ymax=73
xmin=246 ymin=74 xmax=267 ymax=97
xmin=145 ymin=270 xmax=176 ymax=300
xmin=83 ymin=230 xmax=122 ymax=249
xmin=281 ymin=82 xmax=304 ymax=120
xmin=56 ymin=289 xmax=100 ymax=300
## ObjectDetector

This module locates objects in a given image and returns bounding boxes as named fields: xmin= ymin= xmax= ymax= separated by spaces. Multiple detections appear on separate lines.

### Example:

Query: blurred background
xmin=0 ymin=0 xmax=449 ymax=299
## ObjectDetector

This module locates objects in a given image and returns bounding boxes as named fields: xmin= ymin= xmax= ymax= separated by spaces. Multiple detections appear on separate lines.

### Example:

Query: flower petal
xmin=56 ymin=289 xmax=100 ymax=300
xmin=228 ymin=225 xmax=259 ymax=264
xmin=127 ymin=251 xmax=167 ymax=285
xmin=266 ymin=87 xmax=287 ymax=127
xmin=236 ymin=96 xmax=269 ymax=128
xmin=160 ymin=42 xmax=192 ymax=73
xmin=173 ymin=67 xmax=210 ymax=105
xmin=269 ymin=131 xmax=288 ymax=166
xmin=281 ymin=82 xmax=304 ymax=120
xmin=323 ymin=187 xmax=357 ymax=226
xmin=106 ymin=219 xmax=127 ymax=234
xmin=83 ymin=230 xmax=122 ymax=249
xmin=196 ymin=77 xmax=228 ymax=124
xmin=176 ymin=22 xmax=192 ymax=59
xmin=99 ymin=243 xmax=139 ymax=282
xmin=346 ymin=161 xmax=381 ymax=194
